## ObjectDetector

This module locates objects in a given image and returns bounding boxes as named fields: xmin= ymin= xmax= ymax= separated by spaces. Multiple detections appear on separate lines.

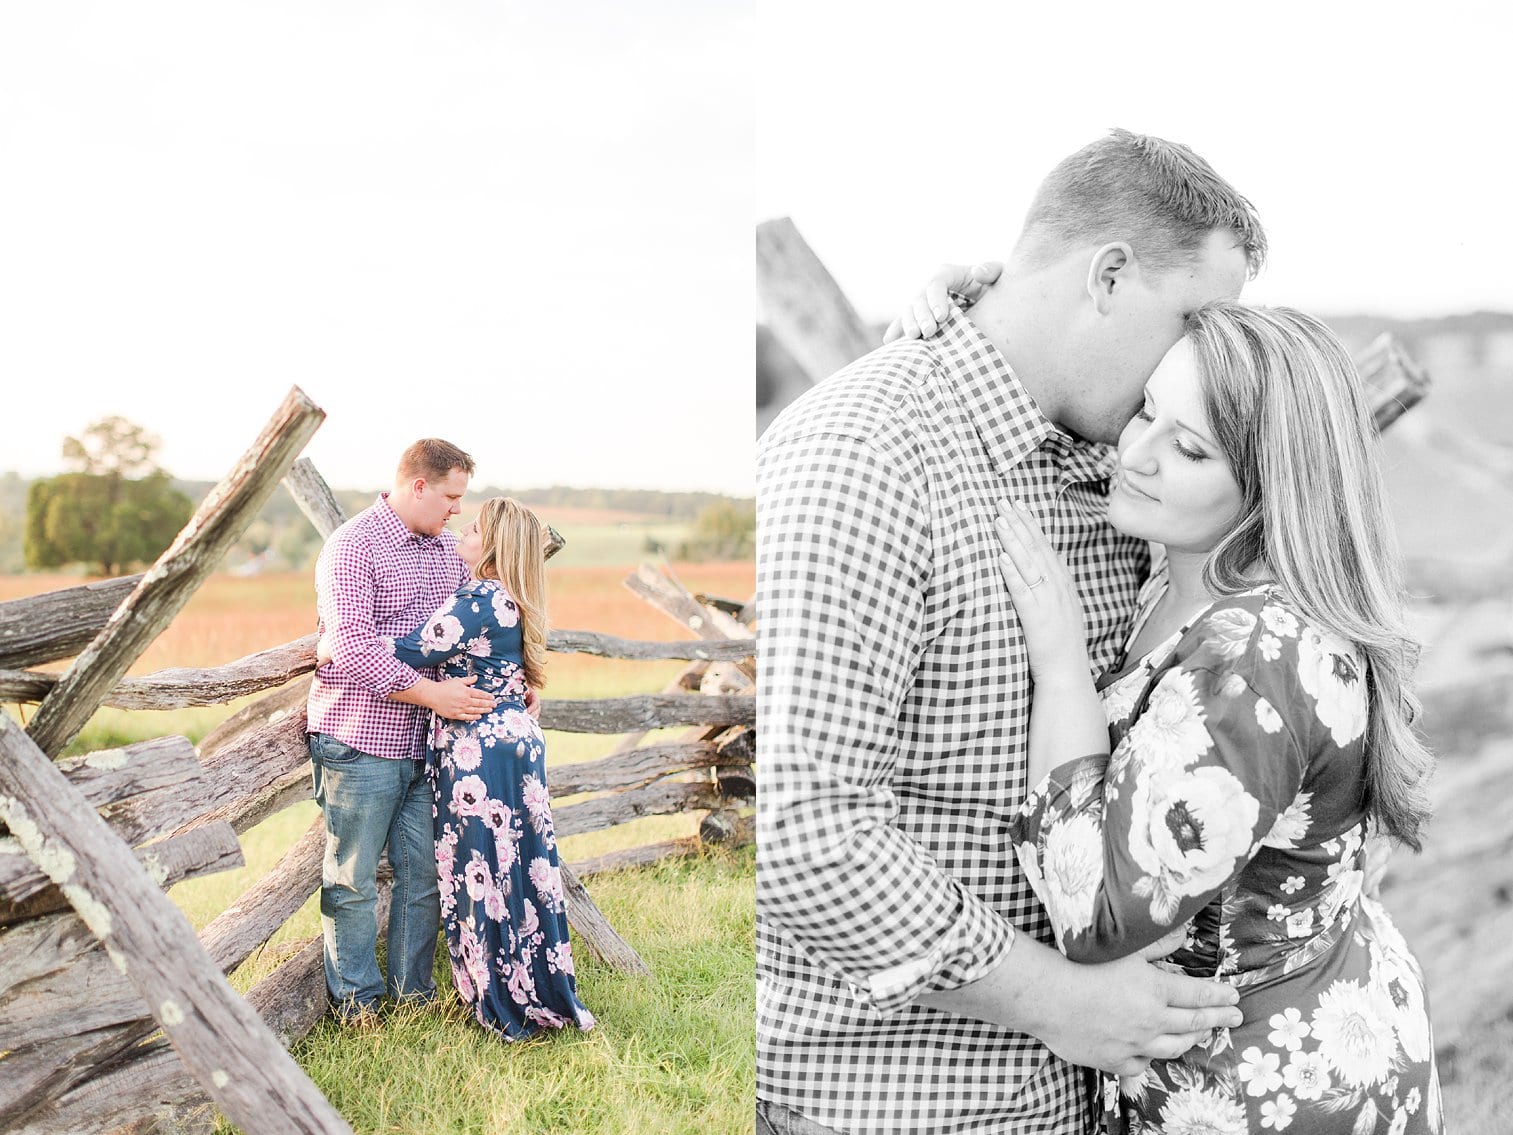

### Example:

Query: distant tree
xmin=678 ymin=499 xmax=755 ymax=561
xmin=24 ymin=418 xmax=193 ymax=576
xmin=276 ymin=522 xmax=322 ymax=571
xmin=0 ymin=472 xmax=27 ymax=572
xmin=60 ymin=415 xmax=161 ymax=477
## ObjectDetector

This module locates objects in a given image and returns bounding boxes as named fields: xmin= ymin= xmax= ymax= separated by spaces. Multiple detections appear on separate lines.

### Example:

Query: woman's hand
xmin=994 ymin=498 xmax=1091 ymax=683
xmin=315 ymin=634 xmax=334 ymax=667
xmin=882 ymin=261 xmax=1003 ymax=343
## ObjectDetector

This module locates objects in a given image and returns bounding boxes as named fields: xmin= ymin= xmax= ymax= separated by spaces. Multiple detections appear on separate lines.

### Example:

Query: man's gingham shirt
xmin=756 ymin=310 xmax=1149 ymax=1134
xmin=307 ymin=494 xmax=467 ymax=761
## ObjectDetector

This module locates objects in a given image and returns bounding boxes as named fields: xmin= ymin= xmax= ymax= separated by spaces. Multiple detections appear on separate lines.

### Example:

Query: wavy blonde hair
xmin=473 ymin=497 xmax=550 ymax=692
xmin=1184 ymin=302 xmax=1433 ymax=849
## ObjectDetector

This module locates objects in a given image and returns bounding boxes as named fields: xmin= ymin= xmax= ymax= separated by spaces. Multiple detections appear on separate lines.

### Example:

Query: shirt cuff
xmin=355 ymin=653 xmax=420 ymax=697
xmin=860 ymin=902 xmax=1017 ymax=1017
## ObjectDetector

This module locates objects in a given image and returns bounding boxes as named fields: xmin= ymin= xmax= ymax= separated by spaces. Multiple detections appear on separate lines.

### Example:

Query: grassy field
xmin=1 ymin=536 xmax=755 ymax=1135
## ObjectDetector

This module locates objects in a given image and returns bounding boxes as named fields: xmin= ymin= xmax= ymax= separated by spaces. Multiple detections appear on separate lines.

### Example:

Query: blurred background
xmin=757 ymin=2 xmax=1511 ymax=1129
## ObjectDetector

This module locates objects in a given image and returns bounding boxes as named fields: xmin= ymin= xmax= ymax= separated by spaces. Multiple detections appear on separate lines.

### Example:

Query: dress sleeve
xmin=386 ymin=588 xmax=487 ymax=669
xmin=1008 ymin=600 xmax=1308 ymax=963
xmin=757 ymin=430 xmax=1017 ymax=1016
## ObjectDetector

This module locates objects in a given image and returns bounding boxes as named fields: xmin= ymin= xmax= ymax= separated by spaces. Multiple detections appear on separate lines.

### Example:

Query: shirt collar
xmin=934 ymin=306 xmax=1118 ymax=485
xmin=374 ymin=492 xmax=443 ymax=547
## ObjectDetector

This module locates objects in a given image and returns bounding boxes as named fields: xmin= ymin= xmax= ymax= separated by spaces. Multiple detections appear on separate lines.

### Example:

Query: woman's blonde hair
xmin=473 ymin=497 xmax=550 ymax=692
xmin=1185 ymin=302 xmax=1433 ymax=850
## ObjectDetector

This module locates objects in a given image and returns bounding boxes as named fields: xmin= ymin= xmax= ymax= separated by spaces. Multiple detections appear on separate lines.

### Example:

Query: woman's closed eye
xmin=1134 ymin=405 xmax=1206 ymax=462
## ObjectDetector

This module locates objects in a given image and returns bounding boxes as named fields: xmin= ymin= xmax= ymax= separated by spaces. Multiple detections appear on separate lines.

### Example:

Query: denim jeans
xmin=309 ymin=732 xmax=439 ymax=1015
xmin=756 ymin=1102 xmax=846 ymax=1135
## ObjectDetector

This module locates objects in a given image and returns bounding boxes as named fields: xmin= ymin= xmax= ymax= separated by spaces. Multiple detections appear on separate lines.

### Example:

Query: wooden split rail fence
xmin=0 ymin=392 xmax=755 ymax=1135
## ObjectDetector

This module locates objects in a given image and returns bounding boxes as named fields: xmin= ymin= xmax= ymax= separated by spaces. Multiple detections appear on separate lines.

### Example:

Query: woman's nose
xmin=1120 ymin=431 xmax=1159 ymax=475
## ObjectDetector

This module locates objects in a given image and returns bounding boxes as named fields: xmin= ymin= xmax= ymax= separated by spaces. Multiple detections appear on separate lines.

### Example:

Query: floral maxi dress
xmin=1008 ymin=584 xmax=1440 ymax=1134
xmin=387 ymin=578 xmax=595 ymax=1040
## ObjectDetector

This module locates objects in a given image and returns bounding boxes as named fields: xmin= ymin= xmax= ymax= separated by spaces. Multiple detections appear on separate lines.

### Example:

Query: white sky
xmin=1 ymin=1 xmax=754 ymax=495
xmin=757 ymin=2 xmax=1511 ymax=325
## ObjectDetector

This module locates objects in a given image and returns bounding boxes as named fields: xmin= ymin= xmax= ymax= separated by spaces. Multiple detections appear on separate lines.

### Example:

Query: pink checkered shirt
xmin=306 ymin=494 xmax=468 ymax=761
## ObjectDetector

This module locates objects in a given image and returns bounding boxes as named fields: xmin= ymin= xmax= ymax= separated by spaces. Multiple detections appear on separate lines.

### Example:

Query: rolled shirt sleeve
xmin=315 ymin=532 xmax=423 ymax=697
xmin=758 ymin=431 xmax=1016 ymax=1015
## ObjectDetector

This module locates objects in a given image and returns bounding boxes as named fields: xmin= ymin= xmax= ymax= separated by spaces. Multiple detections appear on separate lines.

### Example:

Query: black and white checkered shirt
xmin=756 ymin=309 xmax=1150 ymax=1134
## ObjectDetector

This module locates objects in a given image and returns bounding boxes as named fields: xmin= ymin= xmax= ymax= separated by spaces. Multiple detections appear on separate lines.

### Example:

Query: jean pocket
xmin=311 ymin=733 xmax=363 ymax=764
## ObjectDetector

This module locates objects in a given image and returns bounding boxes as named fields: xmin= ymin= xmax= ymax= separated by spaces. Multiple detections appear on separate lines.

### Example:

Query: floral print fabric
xmin=388 ymin=578 xmax=595 ymax=1040
xmin=1009 ymin=586 xmax=1440 ymax=1133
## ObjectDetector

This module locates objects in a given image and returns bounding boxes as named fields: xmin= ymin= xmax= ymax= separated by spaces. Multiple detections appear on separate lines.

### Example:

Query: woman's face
xmin=457 ymin=515 xmax=485 ymax=570
xmin=1107 ymin=338 xmax=1245 ymax=554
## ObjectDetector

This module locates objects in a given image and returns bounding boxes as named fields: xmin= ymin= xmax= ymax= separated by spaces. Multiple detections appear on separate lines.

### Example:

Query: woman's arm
xmin=993 ymin=498 xmax=1108 ymax=785
xmin=387 ymin=592 xmax=477 ymax=669
xmin=1010 ymin=599 xmax=1312 ymax=963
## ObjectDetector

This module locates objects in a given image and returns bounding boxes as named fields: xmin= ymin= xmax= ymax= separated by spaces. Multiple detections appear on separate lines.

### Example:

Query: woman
xmin=906 ymin=293 xmax=1439 ymax=1131
xmin=384 ymin=496 xmax=595 ymax=1041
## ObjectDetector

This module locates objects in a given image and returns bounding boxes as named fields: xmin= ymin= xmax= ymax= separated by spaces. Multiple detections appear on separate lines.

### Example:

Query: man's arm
xmin=388 ymin=676 xmax=493 ymax=721
xmin=758 ymin=431 xmax=1016 ymax=1012
xmin=916 ymin=928 xmax=1242 ymax=1077
xmin=315 ymin=535 xmax=424 ymax=698
xmin=315 ymin=536 xmax=493 ymax=721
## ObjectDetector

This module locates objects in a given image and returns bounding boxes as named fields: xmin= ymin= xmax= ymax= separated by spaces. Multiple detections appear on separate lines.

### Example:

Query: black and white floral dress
xmin=1010 ymin=582 xmax=1440 ymax=1134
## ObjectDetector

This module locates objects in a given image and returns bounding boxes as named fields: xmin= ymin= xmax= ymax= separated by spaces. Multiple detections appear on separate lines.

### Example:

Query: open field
xmin=1 ymin=554 xmax=756 ymax=1134
xmin=0 ymin=557 xmax=754 ymax=764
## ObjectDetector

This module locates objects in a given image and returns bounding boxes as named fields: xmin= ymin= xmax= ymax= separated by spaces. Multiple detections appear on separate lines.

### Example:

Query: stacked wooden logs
xmin=0 ymin=409 xmax=755 ymax=1134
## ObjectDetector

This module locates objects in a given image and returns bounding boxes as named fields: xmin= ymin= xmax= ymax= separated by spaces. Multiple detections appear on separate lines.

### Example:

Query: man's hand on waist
xmin=916 ymin=929 xmax=1243 ymax=1078
xmin=389 ymin=675 xmax=495 ymax=722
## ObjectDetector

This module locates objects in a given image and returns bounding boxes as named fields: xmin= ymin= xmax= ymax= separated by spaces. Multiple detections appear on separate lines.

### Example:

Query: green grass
xmin=180 ymin=809 xmax=753 ymax=1135
xmin=282 ymin=849 xmax=752 ymax=1135
xmin=147 ymin=701 xmax=753 ymax=1135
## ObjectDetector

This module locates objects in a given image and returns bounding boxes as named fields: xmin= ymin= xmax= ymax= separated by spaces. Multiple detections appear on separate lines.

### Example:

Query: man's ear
xmin=1084 ymin=242 xmax=1135 ymax=315
xmin=407 ymin=477 xmax=428 ymax=500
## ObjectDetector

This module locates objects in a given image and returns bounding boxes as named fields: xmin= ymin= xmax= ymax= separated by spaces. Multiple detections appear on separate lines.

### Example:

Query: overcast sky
xmin=1 ymin=1 xmax=753 ymax=495
xmin=757 ymin=2 xmax=1509 ymax=325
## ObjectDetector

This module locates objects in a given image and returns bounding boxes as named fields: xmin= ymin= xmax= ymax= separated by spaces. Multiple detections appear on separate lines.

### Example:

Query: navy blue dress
xmin=387 ymin=578 xmax=595 ymax=1040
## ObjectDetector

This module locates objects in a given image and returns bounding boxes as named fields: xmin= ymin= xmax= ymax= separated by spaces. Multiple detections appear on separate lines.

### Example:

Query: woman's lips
xmin=1114 ymin=470 xmax=1159 ymax=503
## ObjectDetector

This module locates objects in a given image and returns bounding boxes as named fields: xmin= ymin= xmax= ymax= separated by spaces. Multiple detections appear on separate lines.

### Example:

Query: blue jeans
xmin=309 ymin=732 xmax=439 ymax=1015
xmin=755 ymin=1102 xmax=845 ymax=1135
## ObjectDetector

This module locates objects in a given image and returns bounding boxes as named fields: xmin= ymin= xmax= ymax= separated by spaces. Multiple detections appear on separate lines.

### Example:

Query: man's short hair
xmin=396 ymin=438 xmax=475 ymax=483
xmin=1020 ymin=128 xmax=1267 ymax=278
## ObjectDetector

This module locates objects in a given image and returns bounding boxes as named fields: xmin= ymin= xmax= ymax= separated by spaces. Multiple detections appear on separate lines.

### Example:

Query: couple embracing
xmin=305 ymin=438 xmax=595 ymax=1041
xmin=758 ymin=132 xmax=1441 ymax=1133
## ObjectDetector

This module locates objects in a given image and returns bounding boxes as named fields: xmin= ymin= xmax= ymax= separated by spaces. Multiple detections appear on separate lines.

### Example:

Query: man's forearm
xmin=914 ymin=932 xmax=1058 ymax=1032
xmin=387 ymin=678 xmax=432 ymax=711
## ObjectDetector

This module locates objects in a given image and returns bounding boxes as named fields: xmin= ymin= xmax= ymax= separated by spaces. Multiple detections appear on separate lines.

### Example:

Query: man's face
xmin=411 ymin=467 xmax=469 ymax=536
xmin=1069 ymin=229 xmax=1250 ymax=445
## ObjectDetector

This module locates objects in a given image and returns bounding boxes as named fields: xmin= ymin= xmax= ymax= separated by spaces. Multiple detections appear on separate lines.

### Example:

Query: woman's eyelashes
xmin=1133 ymin=405 xmax=1207 ymax=462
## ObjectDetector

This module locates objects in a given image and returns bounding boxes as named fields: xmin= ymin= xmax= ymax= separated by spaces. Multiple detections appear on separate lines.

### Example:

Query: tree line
xmin=1 ymin=418 xmax=753 ymax=575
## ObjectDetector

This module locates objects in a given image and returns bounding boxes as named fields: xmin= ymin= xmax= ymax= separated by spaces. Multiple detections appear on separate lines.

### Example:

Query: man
xmin=757 ymin=130 xmax=1265 ymax=1134
xmin=307 ymin=438 xmax=495 ymax=1023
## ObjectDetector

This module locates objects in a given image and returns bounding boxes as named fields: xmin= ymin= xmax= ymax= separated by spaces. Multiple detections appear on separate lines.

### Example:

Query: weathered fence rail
xmin=0 ymin=423 xmax=755 ymax=1135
